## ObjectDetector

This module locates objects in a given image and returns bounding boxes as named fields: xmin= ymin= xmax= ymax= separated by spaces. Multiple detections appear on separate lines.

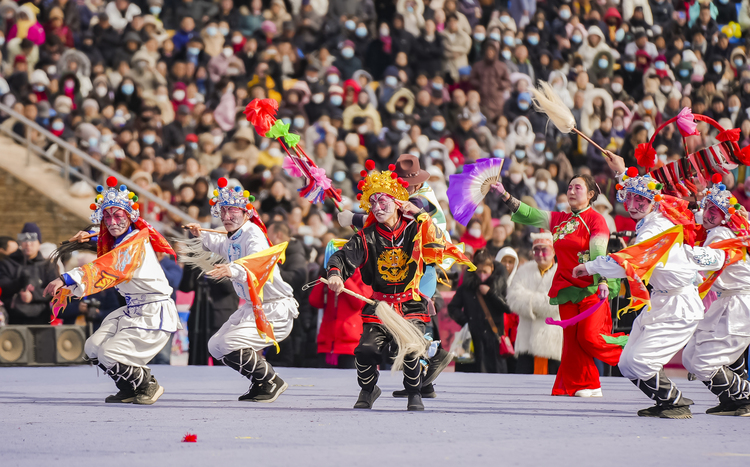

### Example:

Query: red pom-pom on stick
xmin=712 ymin=173 xmax=723 ymax=184
xmin=106 ymin=176 xmax=117 ymax=187
xmin=217 ymin=177 xmax=228 ymax=188
xmin=365 ymin=160 xmax=375 ymax=171
xmin=626 ymin=167 xmax=639 ymax=177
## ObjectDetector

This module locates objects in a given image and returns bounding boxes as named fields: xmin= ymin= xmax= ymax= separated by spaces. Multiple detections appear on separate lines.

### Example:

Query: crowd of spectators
xmin=4 ymin=0 xmax=750 ymax=370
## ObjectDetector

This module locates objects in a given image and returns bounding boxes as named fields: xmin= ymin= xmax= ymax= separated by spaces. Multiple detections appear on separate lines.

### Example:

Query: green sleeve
xmin=510 ymin=202 xmax=551 ymax=230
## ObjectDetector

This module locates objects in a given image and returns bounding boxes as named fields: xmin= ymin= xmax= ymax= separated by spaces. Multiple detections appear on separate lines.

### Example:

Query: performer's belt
xmin=651 ymin=286 xmax=697 ymax=297
xmin=715 ymin=288 xmax=750 ymax=298
xmin=372 ymin=291 xmax=413 ymax=303
xmin=125 ymin=294 xmax=171 ymax=307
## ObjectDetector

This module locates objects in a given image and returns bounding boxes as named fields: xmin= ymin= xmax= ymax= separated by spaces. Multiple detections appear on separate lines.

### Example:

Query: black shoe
xmin=354 ymin=386 xmax=381 ymax=409
xmin=244 ymin=375 xmax=288 ymax=403
xmin=105 ymin=388 xmax=136 ymax=403
xmin=659 ymin=405 xmax=693 ymax=419
xmin=392 ymin=383 xmax=437 ymax=398
xmin=133 ymin=376 xmax=164 ymax=405
xmin=423 ymin=349 xmax=452 ymax=387
xmin=637 ymin=405 xmax=663 ymax=417
xmin=407 ymin=393 xmax=424 ymax=411
xmin=706 ymin=400 xmax=742 ymax=416
xmin=735 ymin=404 xmax=750 ymax=417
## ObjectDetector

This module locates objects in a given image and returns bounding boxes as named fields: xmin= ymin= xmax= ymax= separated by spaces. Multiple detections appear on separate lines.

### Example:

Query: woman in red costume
xmin=492 ymin=174 xmax=623 ymax=396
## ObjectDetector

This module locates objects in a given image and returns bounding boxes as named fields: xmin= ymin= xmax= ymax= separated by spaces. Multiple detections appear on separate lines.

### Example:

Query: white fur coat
xmin=506 ymin=261 xmax=562 ymax=360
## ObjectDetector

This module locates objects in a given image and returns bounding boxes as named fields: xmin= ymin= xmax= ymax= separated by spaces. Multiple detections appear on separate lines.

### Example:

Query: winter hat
xmin=30 ymin=69 xmax=50 ymax=86
xmin=19 ymin=222 xmax=42 ymax=243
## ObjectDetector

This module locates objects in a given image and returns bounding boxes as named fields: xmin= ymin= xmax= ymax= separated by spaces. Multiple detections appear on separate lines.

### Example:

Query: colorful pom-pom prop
xmin=729 ymin=207 xmax=736 ymax=214
xmin=213 ymin=189 xmax=219 ymax=197
xmin=388 ymin=164 xmax=396 ymax=172
xmin=234 ymin=186 xmax=242 ymax=193
xmin=390 ymin=172 xmax=398 ymax=179
xmin=128 ymin=192 xmax=135 ymax=199
xmin=96 ymin=194 xmax=103 ymax=201
xmin=120 ymin=185 xmax=127 ymax=191
xmin=356 ymin=193 xmax=362 ymax=200
xmin=647 ymin=182 xmax=656 ymax=190
xmin=248 ymin=195 xmax=256 ymax=202
xmin=712 ymin=173 xmax=723 ymax=184
xmin=615 ymin=184 xmax=623 ymax=190
xmin=626 ymin=167 xmax=639 ymax=177
xmin=730 ymin=197 xmax=738 ymax=205
xmin=217 ymin=177 xmax=228 ymax=188
xmin=246 ymin=203 xmax=253 ymax=210
xmin=106 ymin=176 xmax=118 ymax=187
xmin=654 ymin=194 xmax=662 ymax=202
xmin=243 ymin=190 xmax=250 ymax=198
xmin=96 ymin=185 xmax=103 ymax=193
xmin=360 ymin=170 xmax=368 ymax=177
xmin=735 ymin=203 xmax=742 ymax=210
xmin=365 ymin=160 xmax=375 ymax=171
xmin=132 ymin=203 xmax=139 ymax=210
xmin=357 ymin=180 xmax=365 ymax=190
xmin=182 ymin=433 xmax=197 ymax=443
xmin=89 ymin=203 xmax=97 ymax=210
xmin=209 ymin=199 xmax=215 ymax=206
xmin=132 ymin=195 xmax=138 ymax=202
xmin=656 ymin=183 xmax=663 ymax=190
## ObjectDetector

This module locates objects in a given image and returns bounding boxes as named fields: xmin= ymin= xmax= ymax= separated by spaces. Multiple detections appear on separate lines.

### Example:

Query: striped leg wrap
xmin=221 ymin=349 xmax=275 ymax=383
xmin=355 ymin=358 xmax=378 ymax=392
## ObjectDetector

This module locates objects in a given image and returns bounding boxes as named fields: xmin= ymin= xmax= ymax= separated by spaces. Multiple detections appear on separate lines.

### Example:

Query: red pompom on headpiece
xmin=243 ymin=99 xmax=278 ymax=136
xmin=357 ymin=180 xmax=365 ymax=190
xmin=217 ymin=177 xmax=228 ymax=188
xmin=360 ymin=170 xmax=368 ymax=177
xmin=712 ymin=173 xmax=723 ymax=184
xmin=365 ymin=160 xmax=375 ymax=171
xmin=388 ymin=164 xmax=396 ymax=171
xmin=390 ymin=172 xmax=398 ymax=179
xmin=634 ymin=143 xmax=657 ymax=169
xmin=106 ymin=176 xmax=118 ymax=187
xmin=356 ymin=193 xmax=362 ymax=200
xmin=615 ymin=184 xmax=623 ymax=190
xmin=626 ymin=167 xmax=639 ymax=177
xmin=89 ymin=203 xmax=97 ymax=210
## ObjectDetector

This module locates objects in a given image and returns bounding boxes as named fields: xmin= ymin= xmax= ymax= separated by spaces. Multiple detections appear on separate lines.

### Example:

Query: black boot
xmin=221 ymin=349 xmax=278 ymax=401
xmin=632 ymin=371 xmax=693 ymax=419
xmin=423 ymin=348 xmax=452 ymax=386
xmin=242 ymin=374 xmax=288 ymax=403
xmin=353 ymin=386 xmax=381 ymax=409
xmin=105 ymin=376 xmax=137 ymax=404
xmin=407 ymin=393 xmax=424 ymax=411
xmin=704 ymin=366 xmax=750 ymax=416
xmin=393 ymin=383 xmax=437 ymax=398
xmin=730 ymin=356 xmax=748 ymax=380
xmin=100 ymin=363 xmax=161 ymax=405
xmin=134 ymin=375 xmax=164 ymax=405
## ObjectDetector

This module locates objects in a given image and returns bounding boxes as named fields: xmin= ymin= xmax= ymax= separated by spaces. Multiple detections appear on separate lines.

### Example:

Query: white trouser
xmin=683 ymin=305 xmax=750 ymax=381
xmin=619 ymin=313 xmax=699 ymax=381
xmin=208 ymin=297 xmax=297 ymax=359
xmin=85 ymin=307 xmax=172 ymax=369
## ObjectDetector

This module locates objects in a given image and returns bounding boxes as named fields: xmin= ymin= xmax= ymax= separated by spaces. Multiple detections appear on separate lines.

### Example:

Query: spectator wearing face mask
xmin=578 ymin=26 xmax=621 ymax=69
xmin=448 ymin=248 xmax=511 ymax=373
xmin=468 ymin=42 xmax=511 ymax=122
xmin=441 ymin=14 xmax=473 ymax=81
xmin=365 ymin=22 xmax=396 ymax=80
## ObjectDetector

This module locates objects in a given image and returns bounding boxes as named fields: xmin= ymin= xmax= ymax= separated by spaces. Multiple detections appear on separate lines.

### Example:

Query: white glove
xmin=338 ymin=210 xmax=354 ymax=227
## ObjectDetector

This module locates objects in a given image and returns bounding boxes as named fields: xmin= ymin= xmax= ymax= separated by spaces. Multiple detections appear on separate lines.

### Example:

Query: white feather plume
xmin=530 ymin=80 xmax=577 ymax=134
xmin=173 ymin=237 xmax=227 ymax=277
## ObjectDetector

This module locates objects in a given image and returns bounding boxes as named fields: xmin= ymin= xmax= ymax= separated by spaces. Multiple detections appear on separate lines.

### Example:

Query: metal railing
xmin=0 ymin=102 xmax=199 ymax=237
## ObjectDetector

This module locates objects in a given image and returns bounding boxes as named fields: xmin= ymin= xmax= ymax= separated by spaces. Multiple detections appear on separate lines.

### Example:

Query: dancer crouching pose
xmin=326 ymin=163 xmax=473 ymax=411
xmin=573 ymin=155 xmax=725 ymax=419
xmin=682 ymin=182 xmax=750 ymax=416
xmin=45 ymin=177 xmax=180 ymax=405
xmin=184 ymin=178 xmax=298 ymax=403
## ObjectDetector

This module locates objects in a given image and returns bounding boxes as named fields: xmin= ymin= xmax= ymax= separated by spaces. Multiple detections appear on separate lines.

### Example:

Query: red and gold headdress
xmin=356 ymin=159 xmax=410 ymax=213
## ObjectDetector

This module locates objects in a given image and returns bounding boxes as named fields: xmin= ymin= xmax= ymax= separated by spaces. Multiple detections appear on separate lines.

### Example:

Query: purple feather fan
xmin=447 ymin=158 xmax=504 ymax=226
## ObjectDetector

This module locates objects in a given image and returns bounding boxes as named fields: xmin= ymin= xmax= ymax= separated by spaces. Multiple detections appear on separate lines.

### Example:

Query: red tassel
xmin=182 ymin=433 xmax=197 ymax=443
xmin=738 ymin=146 xmax=750 ymax=166
xmin=716 ymin=128 xmax=741 ymax=143
xmin=635 ymin=143 xmax=657 ymax=169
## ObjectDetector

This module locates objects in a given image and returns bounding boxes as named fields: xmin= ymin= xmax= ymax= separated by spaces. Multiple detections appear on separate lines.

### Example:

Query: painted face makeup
xmin=624 ymin=192 xmax=654 ymax=220
xmin=220 ymin=206 xmax=247 ymax=232
xmin=103 ymin=207 xmax=130 ymax=237
xmin=702 ymin=203 xmax=724 ymax=229
xmin=370 ymin=193 xmax=396 ymax=223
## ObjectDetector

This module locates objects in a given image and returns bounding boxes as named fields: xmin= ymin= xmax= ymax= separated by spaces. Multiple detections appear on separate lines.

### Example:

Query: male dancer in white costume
xmin=185 ymin=177 xmax=298 ymax=403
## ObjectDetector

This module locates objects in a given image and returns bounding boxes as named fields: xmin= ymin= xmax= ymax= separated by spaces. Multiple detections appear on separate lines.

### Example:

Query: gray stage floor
xmin=1 ymin=366 xmax=749 ymax=467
